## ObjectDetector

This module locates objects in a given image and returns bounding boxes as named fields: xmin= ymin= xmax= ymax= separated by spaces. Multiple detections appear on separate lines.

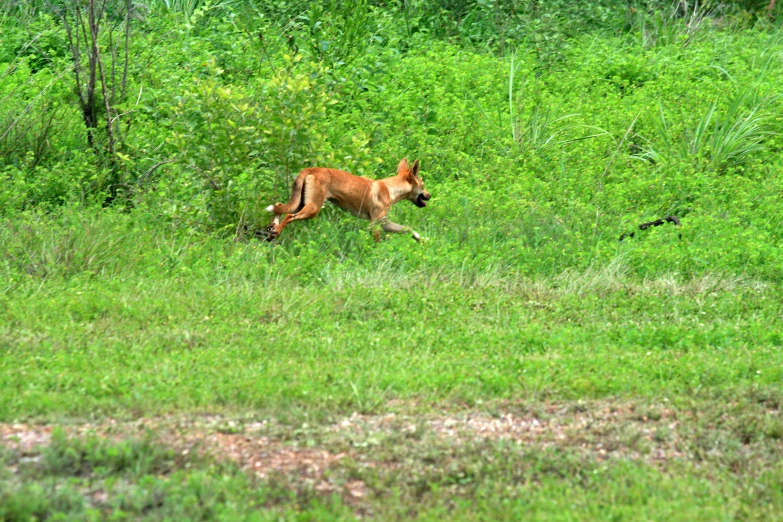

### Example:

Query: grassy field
xmin=2 ymin=211 xmax=782 ymax=520
xmin=2 ymin=0 xmax=783 ymax=519
xmin=2 ymin=235 xmax=782 ymax=418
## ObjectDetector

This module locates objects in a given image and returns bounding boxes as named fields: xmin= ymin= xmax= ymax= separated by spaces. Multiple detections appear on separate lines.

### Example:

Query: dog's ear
xmin=397 ymin=158 xmax=410 ymax=176
xmin=411 ymin=159 xmax=420 ymax=178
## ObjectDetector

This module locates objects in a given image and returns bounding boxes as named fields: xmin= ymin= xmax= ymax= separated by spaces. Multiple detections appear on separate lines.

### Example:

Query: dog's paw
xmin=252 ymin=226 xmax=276 ymax=241
xmin=265 ymin=228 xmax=280 ymax=242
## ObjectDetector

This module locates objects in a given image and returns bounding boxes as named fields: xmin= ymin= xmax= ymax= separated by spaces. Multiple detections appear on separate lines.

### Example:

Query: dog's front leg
xmin=381 ymin=219 xmax=421 ymax=242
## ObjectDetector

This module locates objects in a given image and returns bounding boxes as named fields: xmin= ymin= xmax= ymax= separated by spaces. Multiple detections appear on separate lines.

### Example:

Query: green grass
xmin=4 ymin=451 xmax=781 ymax=521
xmin=1 ymin=212 xmax=781 ymax=420
xmin=2 ymin=207 xmax=782 ymax=518
xmin=3 ymin=211 xmax=781 ymax=519
xmin=2 ymin=262 xmax=781 ymax=419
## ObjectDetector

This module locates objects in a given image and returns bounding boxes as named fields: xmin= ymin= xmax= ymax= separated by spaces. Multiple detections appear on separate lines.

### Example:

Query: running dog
xmin=265 ymin=158 xmax=430 ymax=242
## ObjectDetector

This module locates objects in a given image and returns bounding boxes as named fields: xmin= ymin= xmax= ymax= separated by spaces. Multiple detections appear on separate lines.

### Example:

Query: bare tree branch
xmin=137 ymin=160 xmax=175 ymax=187
xmin=193 ymin=165 xmax=222 ymax=191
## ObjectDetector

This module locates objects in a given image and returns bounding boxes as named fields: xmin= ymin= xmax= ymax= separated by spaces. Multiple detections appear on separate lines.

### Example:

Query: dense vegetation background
xmin=2 ymin=0 xmax=783 ymax=280
xmin=2 ymin=1 xmax=783 ymax=520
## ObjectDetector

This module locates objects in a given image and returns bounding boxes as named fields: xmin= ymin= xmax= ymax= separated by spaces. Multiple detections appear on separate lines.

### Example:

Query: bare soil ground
xmin=7 ymin=398 xmax=770 ymax=507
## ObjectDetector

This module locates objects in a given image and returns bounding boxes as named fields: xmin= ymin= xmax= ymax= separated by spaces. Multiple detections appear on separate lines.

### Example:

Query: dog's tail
xmin=267 ymin=173 xmax=306 ymax=215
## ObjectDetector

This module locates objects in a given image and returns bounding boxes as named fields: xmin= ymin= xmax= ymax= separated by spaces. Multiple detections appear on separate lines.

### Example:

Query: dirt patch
xmin=198 ymin=432 xmax=345 ymax=478
xmin=0 ymin=403 xmax=682 ymax=463
xmin=182 ymin=430 xmax=367 ymax=498
xmin=0 ymin=418 xmax=366 ymax=500
xmin=1 ymin=423 xmax=53 ymax=453
xmin=0 ymin=400 xmax=751 ymax=497
xmin=332 ymin=402 xmax=687 ymax=463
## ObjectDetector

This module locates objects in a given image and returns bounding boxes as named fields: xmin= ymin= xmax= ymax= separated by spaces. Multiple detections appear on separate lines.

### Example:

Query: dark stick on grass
xmin=619 ymin=215 xmax=681 ymax=241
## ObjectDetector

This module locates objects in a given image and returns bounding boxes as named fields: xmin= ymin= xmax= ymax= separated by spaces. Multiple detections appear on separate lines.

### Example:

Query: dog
xmin=265 ymin=158 xmax=431 ymax=242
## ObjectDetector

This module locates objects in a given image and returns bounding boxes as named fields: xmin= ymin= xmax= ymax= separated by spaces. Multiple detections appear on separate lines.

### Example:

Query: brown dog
xmin=265 ymin=158 xmax=431 ymax=241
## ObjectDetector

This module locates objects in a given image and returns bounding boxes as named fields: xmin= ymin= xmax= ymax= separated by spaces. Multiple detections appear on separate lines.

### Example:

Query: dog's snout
xmin=414 ymin=191 xmax=430 ymax=208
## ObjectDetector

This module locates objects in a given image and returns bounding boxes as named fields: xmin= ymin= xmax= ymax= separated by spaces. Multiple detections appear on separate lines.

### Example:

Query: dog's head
xmin=397 ymin=158 xmax=431 ymax=208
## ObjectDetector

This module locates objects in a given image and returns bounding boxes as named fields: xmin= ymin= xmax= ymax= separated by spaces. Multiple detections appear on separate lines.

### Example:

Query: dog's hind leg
xmin=267 ymin=173 xmax=307 ymax=217
xmin=265 ymin=173 xmax=308 ymax=239
xmin=379 ymin=218 xmax=421 ymax=242
xmin=268 ymin=175 xmax=325 ymax=240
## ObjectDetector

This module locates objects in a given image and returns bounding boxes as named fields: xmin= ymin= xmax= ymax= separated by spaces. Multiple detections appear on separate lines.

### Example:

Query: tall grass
xmin=632 ymin=0 xmax=709 ymax=49
xmin=0 ymin=0 xmax=44 ymax=20
xmin=507 ymin=51 xmax=577 ymax=149
xmin=467 ymin=50 xmax=609 ymax=153
xmin=146 ymin=0 xmax=242 ymax=19
xmin=636 ymin=88 xmax=776 ymax=169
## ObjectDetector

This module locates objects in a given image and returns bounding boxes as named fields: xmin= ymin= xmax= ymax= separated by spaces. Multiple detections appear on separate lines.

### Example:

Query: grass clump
xmin=39 ymin=428 xmax=174 ymax=478
xmin=636 ymin=89 xmax=777 ymax=170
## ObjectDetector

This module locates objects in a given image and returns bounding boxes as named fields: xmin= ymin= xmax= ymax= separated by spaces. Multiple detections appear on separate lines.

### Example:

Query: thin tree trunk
xmin=60 ymin=7 xmax=97 ymax=148
xmin=97 ymin=41 xmax=115 ymax=157
xmin=80 ymin=4 xmax=99 ymax=146
xmin=121 ymin=0 xmax=131 ymax=100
